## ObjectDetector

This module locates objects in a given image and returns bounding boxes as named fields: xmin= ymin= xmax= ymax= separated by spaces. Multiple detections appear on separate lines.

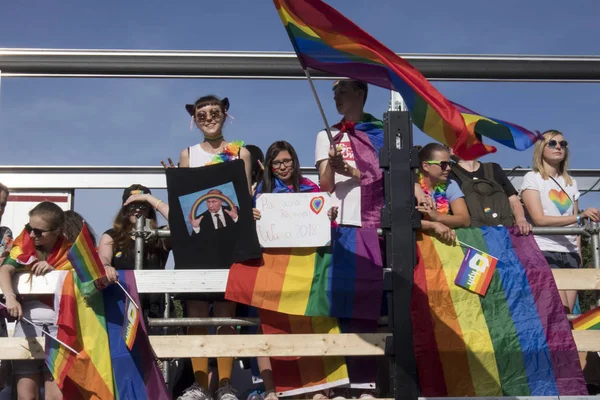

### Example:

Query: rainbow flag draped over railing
xmin=411 ymin=227 xmax=587 ymax=397
xmin=226 ymin=227 xmax=383 ymax=320
xmin=46 ymin=271 xmax=115 ymax=399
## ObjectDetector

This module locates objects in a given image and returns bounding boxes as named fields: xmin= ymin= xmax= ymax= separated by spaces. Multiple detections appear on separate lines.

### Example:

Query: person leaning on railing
xmin=98 ymin=184 xmax=171 ymax=329
xmin=520 ymin=130 xmax=600 ymax=314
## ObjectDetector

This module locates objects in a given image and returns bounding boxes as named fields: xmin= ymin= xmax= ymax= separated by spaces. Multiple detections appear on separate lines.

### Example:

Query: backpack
xmin=452 ymin=163 xmax=514 ymax=227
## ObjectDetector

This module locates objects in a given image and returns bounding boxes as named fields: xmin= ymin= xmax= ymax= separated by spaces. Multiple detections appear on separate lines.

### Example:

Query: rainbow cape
xmin=573 ymin=307 xmax=600 ymax=330
xmin=67 ymin=224 xmax=106 ymax=282
xmin=411 ymin=227 xmax=586 ymax=396
xmin=2 ymin=229 xmax=72 ymax=270
xmin=226 ymin=227 xmax=383 ymax=320
xmin=46 ymin=271 xmax=115 ymax=399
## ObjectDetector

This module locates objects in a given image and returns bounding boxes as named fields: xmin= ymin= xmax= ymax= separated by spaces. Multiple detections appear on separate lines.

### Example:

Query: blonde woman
xmin=521 ymin=130 xmax=599 ymax=313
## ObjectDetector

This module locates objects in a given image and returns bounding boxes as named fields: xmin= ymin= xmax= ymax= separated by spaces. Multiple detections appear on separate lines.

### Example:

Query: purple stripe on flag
xmin=352 ymin=228 xmax=383 ymax=320
xmin=509 ymin=228 xmax=587 ymax=395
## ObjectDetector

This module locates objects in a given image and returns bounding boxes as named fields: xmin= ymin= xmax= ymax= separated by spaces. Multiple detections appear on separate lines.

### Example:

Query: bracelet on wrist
xmin=5 ymin=293 xmax=17 ymax=298
xmin=155 ymin=200 xmax=163 ymax=210
xmin=576 ymin=214 xmax=582 ymax=227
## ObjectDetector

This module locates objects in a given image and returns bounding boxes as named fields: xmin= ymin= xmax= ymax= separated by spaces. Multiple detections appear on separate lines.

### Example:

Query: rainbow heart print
xmin=455 ymin=246 xmax=498 ymax=296
xmin=548 ymin=189 xmax=571 ymax=215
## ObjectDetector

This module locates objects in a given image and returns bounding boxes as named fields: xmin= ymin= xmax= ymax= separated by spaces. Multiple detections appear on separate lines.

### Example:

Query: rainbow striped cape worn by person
xmin=412 ymin=227 xmax=586 ymax=396
xmin=2 ymin=229 xmax=71 ymax=270
xmin=273 ymin=0 xmax=540 ymax=158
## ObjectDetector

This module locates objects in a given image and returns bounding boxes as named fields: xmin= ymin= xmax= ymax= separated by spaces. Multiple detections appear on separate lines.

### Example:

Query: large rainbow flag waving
xmin=412 ymin=227 xmax=587 ymax=396
xmin=273 ymin=0 xmax=540 ymax=158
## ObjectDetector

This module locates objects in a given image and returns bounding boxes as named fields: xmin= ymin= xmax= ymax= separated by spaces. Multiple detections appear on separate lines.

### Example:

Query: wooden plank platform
xmin=2 ymin=268 xmax=599 ymax=295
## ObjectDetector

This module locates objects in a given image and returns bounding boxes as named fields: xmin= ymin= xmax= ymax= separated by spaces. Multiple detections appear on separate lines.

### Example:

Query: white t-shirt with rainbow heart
xmin=520 ymin=171 xmax=580 ymax=253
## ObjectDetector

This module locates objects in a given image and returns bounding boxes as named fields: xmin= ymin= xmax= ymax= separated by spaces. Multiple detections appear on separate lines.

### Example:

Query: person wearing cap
xmin=315 ymin=80 xmax=384 ymax=229
xmin=189 ymin=189 xmax=238 ymax=234
xmin=98 ymin=185 xmax=170 ymax=328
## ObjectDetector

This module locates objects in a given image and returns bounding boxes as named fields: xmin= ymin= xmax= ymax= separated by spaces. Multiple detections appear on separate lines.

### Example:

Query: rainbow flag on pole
xmin=67 ymin=224 xmax=106 ymax=283
xmin=226 ymin=227 xmax=383 ymax=320
xmin=454 ymin=246 xmax=497 ymax=296
xmin=412 ymin=227 xmax=586 ymax=397
xmin=46 ymin=271 xmax=115 ymax=399
xmin=573 ymin=307 xmax=600 ymax=331
xmin=273 ymin=0 xmax=539 ymax=159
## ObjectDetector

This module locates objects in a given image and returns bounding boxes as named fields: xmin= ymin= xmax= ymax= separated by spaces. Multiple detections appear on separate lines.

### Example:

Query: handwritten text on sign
xmin=256 ymin=192 xmax=331 ymax=248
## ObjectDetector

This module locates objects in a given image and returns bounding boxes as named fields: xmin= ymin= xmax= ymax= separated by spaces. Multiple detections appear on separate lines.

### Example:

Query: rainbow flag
xmin=121 ymin=297 xmax=139 ymax=350
xmin=273 ymin=0 xmax=493 ymax=160
xmin=411 ymin=227 xmax=586 ymax=397
xmin=573 ymin=307 xmax=600 ymax=330
xmin=454 ymin=246 xmax=497 ymax=296
xmin=67 ymin=224 xmax=106 ymax=282
xmin=103 ymin=270 xmax=171 ymax=399
xmin=46 ymin=271 xmax=115 ymax=399
xmin=452 ymin=101 xmax=541 ymax=151
xmin=225 ymin=227 xmax=383 ymax=320
xmin=2 ymin=229 xmax=72 ymax=270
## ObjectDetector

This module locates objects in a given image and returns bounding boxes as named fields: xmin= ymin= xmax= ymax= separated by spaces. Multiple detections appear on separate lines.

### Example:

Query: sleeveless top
xmin=188 ymin=142 xmax=241 ymax=168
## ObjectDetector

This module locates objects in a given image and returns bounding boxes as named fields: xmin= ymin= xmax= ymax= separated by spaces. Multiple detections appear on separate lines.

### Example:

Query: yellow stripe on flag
xmin=278 ymin=248 xmax=317 ymax=316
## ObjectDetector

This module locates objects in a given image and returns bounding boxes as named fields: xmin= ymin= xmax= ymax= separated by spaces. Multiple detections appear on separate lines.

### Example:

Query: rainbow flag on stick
xmin=226 ymin=227 xmax=383 ymax=320
xmin=121 ymin=297 xmax=140 ymax=350
xmin=411 ymin=227 xmax=586 ymax=397
xmin=454 ymin=243 xmax=497 ymax=296
xmin=573 ymin=307 xmax=600 ymax=330
xmin=67 ymin=224 xmax=106 ymax=283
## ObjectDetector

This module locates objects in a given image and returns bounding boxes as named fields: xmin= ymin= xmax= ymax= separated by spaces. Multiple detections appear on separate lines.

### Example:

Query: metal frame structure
xmin=2 ymin=49 xmax=600 ymax=82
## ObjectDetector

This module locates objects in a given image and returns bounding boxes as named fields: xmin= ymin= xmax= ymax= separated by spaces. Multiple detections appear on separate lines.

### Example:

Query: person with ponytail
xmin=415 ymin=143 xmax=470 ymax=242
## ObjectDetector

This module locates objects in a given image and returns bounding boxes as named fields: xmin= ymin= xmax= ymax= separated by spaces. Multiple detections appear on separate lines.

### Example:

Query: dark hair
xmin=189 ymin=95 xmax=229 ymax=121
xmin=29 ymin=201 xmax=65 ymax=230
xmin=111 ymin=193 xmax=157 ymax=256
xmin=262 ymin=141 xmax=302 ymax=193
xmin=0 ymin=182 xmax=8 ymax=197
xmin=63 ymin=210 xmax=97 ymax=247
xmin=418 ymin=143 xmax=449 ymax=166
xmin=246 ymin=144 xmax=265 ymax=186
xmin=333 ymin=80 xmax=369 ymax=105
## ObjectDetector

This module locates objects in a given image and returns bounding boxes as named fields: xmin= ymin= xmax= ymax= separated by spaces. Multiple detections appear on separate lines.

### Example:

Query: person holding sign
xmin=414 ymin=143 xmax=471 ymax=243
xmin=521 ymin=130 xmax=600 ymax=313
xmin=254 ymin=141 xmax=338 ymax=221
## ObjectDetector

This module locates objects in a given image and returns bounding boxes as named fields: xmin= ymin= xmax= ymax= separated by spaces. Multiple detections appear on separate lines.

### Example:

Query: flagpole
xmin=116 ymin=281 xmax=140 ymax=310
xmin=455 ymin=240 xmax=498 ymax=260
xmin=303 ymin=69 xmax=337 ymax=154
xmin=0 ymin=302 xmax=79 ymax=355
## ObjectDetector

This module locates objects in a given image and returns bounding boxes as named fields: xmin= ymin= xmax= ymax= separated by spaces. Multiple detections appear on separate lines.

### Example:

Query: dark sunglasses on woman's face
xmin=195 ymin=109 xmax=222 ymax=123
xmin=547 ymin=139 xmax=568 ymax=149
xmin=426 ymin=160 xmax=452 ymax=170
xmin=272 ymin=159 xmax=294 ymax=169
xmin=126 ymin=203 xmax=149 ymax=213
xmin=25 ymin=223 xmax=54 ymax=237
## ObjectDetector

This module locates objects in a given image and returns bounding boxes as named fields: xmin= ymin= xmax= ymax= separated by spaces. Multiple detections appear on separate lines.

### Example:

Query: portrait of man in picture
xmin=189 ymin=189 xmax=238 ymax=234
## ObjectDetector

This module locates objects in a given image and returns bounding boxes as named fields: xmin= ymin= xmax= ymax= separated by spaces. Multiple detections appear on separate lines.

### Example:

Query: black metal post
xmin=380 ymin=111 xmax=419 ymax=400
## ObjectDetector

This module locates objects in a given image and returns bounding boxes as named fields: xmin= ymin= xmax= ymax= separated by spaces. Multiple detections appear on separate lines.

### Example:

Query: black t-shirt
xmin=103 ymin=228 xmax=170 ymax=270
xmin=450 ymin=162 xmax=518 ymax=198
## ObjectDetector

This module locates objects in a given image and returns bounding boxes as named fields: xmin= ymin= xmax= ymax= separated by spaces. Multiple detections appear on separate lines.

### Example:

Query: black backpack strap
xmin=482 ymin=163 xmax=495 ymax=182
xmin=451 ymin=165 xmax=472 ymax=186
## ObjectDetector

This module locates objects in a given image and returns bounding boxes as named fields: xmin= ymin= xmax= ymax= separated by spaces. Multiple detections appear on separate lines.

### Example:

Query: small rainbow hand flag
xmin=121 ymin=297 xmax=139 ymax=350
xmin=572 ymin=307 xmax=600 ymax=330
xmin=455 ymin=245 xmax=498 ymax=296
xmin=67 ymin=224 xmax=107 ymax=283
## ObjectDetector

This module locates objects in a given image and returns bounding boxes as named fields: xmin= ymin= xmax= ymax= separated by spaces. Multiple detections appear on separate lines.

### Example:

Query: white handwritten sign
xmin=256 ymin=192 xmax=331 ymax=248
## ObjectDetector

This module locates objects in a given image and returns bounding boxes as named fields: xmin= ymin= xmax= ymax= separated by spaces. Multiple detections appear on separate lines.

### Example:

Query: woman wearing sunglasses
xmin=0 ymin=201 xmax=72 ymax=400
xmin=414 ymin=143 xmax=471 ymax=242
xmin=98 ymin=185 xmax=171 ymax=328
xmin=521 ymin=130 xmax=600 ymax=313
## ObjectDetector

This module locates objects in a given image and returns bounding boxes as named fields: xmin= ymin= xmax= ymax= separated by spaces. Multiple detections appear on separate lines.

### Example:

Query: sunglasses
xmin=25 ymin=223 xmax=54 ymax=237
xmin=126 ymin=203 xmax=149 ymax=213
xmin=426 ymin=160 xmax=452 ymax=170
xmin=547 ymin=139 xmax=568 ymax=149
xmin=272 ymin=159 xmax=294 ymax=169
xmin=195 ymin=109 xmax=223 ymax=123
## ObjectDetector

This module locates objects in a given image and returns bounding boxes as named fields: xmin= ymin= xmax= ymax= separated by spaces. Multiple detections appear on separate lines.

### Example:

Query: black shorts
xmin=542 ymin=251 xmax=581 ymax=269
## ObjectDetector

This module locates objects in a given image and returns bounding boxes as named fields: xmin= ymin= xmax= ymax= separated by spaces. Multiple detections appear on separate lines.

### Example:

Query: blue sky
xmin=1 ymin=0 xmax=600 ymax=236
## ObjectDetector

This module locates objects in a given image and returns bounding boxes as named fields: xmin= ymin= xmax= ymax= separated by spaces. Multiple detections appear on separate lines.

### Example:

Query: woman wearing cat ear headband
xmin=521 ymin=129 xmax=600 ymax=313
